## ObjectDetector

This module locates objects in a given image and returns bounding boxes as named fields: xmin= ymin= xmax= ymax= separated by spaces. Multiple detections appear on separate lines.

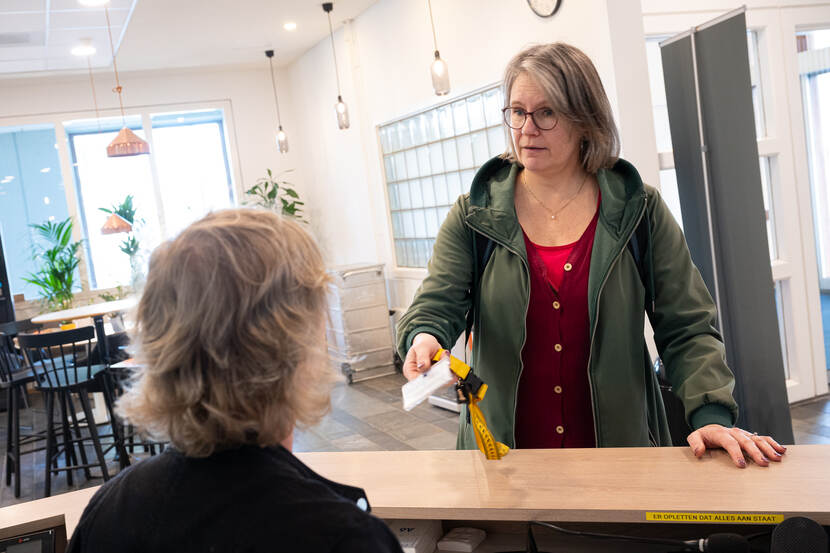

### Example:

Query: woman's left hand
xmin=687 ymin=425 xmax=787 ymax=468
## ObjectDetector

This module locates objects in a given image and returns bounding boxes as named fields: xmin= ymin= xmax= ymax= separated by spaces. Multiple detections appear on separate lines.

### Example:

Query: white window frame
xmin=376 ymin=83 xmax=508 ymax=271
xmin=0 ymin=99 xmax=244 ymax=293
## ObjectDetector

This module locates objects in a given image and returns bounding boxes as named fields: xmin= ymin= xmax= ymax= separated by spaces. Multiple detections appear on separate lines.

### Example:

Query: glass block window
xmin=379 ymin=85 xmax=507 ymax=268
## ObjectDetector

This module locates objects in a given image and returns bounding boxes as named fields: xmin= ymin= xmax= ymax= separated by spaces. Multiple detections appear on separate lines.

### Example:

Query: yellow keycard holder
xmin=433 ymin=350 xmax=509 ymax=460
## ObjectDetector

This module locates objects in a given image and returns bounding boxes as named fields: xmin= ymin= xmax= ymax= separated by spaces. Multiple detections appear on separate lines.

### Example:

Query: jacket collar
xmin=465 ymin=156 xmax=647 ymax=248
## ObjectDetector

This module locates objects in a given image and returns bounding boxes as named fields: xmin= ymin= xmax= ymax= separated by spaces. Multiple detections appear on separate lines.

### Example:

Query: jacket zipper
xmin=469 ymin=227 xmax=530 ymax=449
xmin=585 ymin=195 xmax=648 ymax=447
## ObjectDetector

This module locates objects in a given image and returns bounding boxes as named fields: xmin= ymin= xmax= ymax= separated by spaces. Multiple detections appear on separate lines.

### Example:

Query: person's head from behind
xmin=118 ymin=208 xmax=332 ymax=457
xmin=502 ymin=42 xmax=620 ymax=175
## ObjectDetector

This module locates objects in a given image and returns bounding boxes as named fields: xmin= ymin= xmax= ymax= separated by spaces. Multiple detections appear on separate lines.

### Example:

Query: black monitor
xmin=0 ymin=529 xmax=58 ymax=553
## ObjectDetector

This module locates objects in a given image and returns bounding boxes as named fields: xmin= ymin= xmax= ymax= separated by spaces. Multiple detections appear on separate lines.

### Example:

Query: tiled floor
xmin=0 ymin=373 xmax=827 ymax=508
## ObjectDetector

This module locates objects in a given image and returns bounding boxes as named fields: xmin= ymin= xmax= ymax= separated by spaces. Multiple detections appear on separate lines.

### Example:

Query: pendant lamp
xmin=322 ymin=2 xmax=349 ymax=130
xmin=265 ymin=50 xmax=289 ymax=153
xmin=101 ymin=213 xmax=133 ymax=234
xmin=427 ymin=0 xmax=450 ymax=95
xmin=103 ymin=5 xmax=149 ymax=156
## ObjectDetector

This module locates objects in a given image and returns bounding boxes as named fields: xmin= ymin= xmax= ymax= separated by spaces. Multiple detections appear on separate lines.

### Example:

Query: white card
xmin=401 ymin=357 xmax=455 ymax=411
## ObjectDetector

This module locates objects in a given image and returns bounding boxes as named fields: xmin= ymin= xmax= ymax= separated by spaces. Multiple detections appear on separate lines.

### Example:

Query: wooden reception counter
xmin=1 ymin=445 xmax=828 ymax=550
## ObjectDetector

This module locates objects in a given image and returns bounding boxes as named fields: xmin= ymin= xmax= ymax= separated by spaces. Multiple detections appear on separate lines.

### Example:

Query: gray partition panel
xmin=662 ymin=12 xmax=794 ymax=442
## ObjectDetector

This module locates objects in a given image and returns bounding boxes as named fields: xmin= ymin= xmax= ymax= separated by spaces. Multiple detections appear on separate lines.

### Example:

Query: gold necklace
xmin=523 ymin=170 xmax=590 ymax=220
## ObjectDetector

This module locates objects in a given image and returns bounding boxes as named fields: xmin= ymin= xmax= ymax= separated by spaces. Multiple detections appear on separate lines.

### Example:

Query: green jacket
xmin=397 ymin=156 xmax=738 ymax=449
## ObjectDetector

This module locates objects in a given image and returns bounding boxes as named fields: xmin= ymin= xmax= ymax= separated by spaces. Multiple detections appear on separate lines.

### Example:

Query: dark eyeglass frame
xmin=501 ymin=107 xmax=559 ymax=131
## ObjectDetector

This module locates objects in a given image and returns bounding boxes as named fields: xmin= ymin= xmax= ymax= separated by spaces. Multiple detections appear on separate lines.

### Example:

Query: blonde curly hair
xmin=117 ymin=208 xmax=333 ymax=457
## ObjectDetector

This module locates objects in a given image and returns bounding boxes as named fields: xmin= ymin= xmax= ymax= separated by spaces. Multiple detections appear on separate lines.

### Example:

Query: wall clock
xmin=527 ymin=0 xmax=563 ymax=17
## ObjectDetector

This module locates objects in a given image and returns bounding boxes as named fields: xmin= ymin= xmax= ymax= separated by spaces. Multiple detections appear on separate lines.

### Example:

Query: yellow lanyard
xmin=433 ymin=350 xmax=510 ymax=460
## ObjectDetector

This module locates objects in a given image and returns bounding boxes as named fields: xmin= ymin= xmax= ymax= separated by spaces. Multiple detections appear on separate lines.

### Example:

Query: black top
xmin=67 ymin=445 xmax=403 ymax=553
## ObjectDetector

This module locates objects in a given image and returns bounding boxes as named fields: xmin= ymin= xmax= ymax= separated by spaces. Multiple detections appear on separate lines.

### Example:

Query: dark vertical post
xmin=0 ymin=230 xmax=15 ymax=324
xmin=661 ymin=11 xmax=794 ymax=442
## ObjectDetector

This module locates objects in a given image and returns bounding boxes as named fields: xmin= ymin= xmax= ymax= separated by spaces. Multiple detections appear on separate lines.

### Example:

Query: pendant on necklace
xmin=551 ymin=215 xmax=556 ymax=220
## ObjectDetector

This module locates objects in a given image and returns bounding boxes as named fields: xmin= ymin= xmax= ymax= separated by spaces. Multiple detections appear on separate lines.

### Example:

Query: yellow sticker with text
xmin=646 ymin=512 xmax=784 ymax=524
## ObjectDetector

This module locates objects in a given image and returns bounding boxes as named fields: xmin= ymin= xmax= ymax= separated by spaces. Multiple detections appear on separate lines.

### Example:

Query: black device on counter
xmin=0 ymin=529 xmax=57 ymax=553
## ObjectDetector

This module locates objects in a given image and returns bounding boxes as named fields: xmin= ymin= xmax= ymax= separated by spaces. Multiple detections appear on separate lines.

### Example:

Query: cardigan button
xmin=554 ymin=344 xmax=562 ymax=352
xmin=554 ymin=385 xmax=562 ymax=394
xmin=563 ymin=263 xmax=573 ymax=271
xmin=555 ymin=425 xmax=564 ymax=434
xmin=552 ymin=301 xmax=560 ymax=309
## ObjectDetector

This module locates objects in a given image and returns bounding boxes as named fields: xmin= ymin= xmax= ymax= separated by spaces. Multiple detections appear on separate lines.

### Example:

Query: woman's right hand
xmin=402 ymin=333 xmax=442 ymax=381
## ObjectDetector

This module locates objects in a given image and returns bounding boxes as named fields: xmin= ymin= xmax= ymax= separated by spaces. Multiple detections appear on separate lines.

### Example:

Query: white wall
xmin=286 ymin=0 xmax=657 ymax=308
xmin=0 ymin=63 xmax=300 ymax=203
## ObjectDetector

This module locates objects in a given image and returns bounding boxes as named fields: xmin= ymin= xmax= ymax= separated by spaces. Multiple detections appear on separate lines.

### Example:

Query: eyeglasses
xmin=501 ymin=107 xmax=558 ymax=131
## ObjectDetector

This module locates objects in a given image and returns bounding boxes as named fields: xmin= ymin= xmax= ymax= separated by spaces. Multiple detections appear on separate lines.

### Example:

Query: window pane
xmin=446 ymin=172 xmax=462 ymax=200
xmin=413 ymin=209 xmax=427 ymax=237
xmin=452 ymin=100 xmax=469 ymax=134
xmin=394 ymin=152 xmax=407 ymax=180
xmin=487 ymin=126 xmax=507 ymax=156
xmin=759 ymin=156 xmax=777 ymax=261
xmin=425 ymin=207 xmax=439 ymax=236
xmin=471 ymin=130 xmax=489 ymax=166
xmin=438 ymin=105 xmax=454 ymax=138
xmin=483 ymin=88 xmax=503 ymax=127
xmin=467 ymin=95 xmax=485 ymax=131
xmin=0 ymin=125 xmax=71 ymax=299
xmin=429 ymin=142 xmax=444 ymax=174
xmin=397 ymin=121 xmax=411 ymax=149
xmin=442 ymin=139 xmax=459 ymax=171
xmin=384 ymin=156 xmax=396 ymax=182
xmin=388 ymin=182 xmax=399 ymax=210
xmin=425 ymin=111 xmax=440 ymax=142
xmin=658 ymin=169 xmax=684 ymax=231
xmin=151 ymin=117 xmax=234 ymax=238
xmin=461 ymin=169 xmax=475 ymax=194
xmin=457 ymin=135 xmax=474 ymax=169
xmin=421 ymin=177 xmax=436 ymax=207
xmin=774 ymin=281 xmax=790 ymax=380
xmin=398 ymin=180 xmax=411 ymax=209
xmin=402 ymin=211 xmax=415 ymax=237
xmin=747 ymin=31 xmax=767 ymax=139
xmin=433 ymin=174 xmax=449 ymax=205
xmin=68 ymin=120 xmax=159 ymax=290
xmin=405 ymin=149 xmax=419 ymax=178
xmin=416 ymin=146 xmax=431 ymax=177
xmin=409 ymin=178 xmax=424 ymax=208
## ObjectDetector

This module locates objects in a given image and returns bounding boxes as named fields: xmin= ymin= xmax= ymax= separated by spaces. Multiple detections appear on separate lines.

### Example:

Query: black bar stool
xmin=18 ymin=327 xmax=129 ymax=497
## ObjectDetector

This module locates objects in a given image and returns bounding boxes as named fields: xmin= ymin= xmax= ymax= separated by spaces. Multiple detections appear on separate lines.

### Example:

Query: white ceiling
xmin=0 ymin=0 xmax=378 ymax=77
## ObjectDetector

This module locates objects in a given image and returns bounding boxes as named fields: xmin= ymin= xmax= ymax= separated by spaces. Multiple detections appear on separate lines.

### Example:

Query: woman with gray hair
xmin=398 ymin=43 xmax=785 ymax=468
xmin=68 ymin=209 xmax=403 ymax=553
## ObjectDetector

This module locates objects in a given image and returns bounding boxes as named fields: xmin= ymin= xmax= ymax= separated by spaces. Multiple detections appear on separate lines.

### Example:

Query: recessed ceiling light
xmin=43 ymin=196 xmax=51 ymax=205
xmin=283 ymin=22 xmax=297 ymax=31
xmin=77 ymin=0 xmax=110 ymax=6
xmin=71 ymin=38 xmax=96 ymax=57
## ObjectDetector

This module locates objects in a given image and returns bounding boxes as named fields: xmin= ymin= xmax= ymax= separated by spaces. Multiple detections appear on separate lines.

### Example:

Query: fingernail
xmin=694 ymin=447 xmax=702 ymax=455
xmin=761 ymin=456 xmax=770 ymax=463
xmin=738 ymin=459 xmax=746 ymax=468
xmin=773 ymin=452 xmax=782 ymax=458
xmin=416 ymin=361 xmax=424 ymax=368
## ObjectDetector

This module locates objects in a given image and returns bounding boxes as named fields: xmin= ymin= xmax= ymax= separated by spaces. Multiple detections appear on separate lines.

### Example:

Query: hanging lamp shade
xmin=266 ymin=49 xmax=289 ymax=153
xmin=323 ymin=2 xmax=349 ymax=130
xmin=430 ymin=51 xmax=450 ymax=95
xmin=101 ymin=212 xmax=133 ymax=234
xmin=107 ymin=127 xmax=150 ymax=157
xmin=426 ymin=0 xmax=450 ymax=96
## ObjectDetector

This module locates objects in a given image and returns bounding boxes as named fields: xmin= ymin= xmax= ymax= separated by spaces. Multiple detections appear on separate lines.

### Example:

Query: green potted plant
xmin=245 ymin=169 xmax=306 ymax=222
xmin=24 ymin=217 xmax=83 ymax=326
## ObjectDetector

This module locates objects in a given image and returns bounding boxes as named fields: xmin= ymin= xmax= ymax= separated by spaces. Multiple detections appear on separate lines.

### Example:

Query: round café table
xmin=31 ymin=298 xmax=137 ymax=364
